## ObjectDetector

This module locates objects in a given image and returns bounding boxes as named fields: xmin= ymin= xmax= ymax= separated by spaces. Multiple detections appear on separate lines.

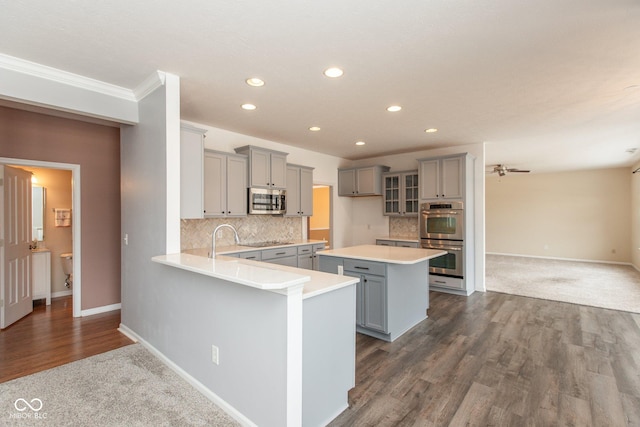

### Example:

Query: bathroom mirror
xmin=32 ymin=185 xmax=45 ymax=241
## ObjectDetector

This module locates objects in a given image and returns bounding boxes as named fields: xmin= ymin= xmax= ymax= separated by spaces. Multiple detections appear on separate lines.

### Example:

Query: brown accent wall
xmin=0 ymin=106 xmax=121 ymax=310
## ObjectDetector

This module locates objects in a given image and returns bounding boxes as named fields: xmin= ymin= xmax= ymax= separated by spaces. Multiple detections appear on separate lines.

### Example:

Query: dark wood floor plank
xmin=330 ymin=291 xmax=639 ymax=426
xmin=0 ymin=296 xmax=133 ymax=383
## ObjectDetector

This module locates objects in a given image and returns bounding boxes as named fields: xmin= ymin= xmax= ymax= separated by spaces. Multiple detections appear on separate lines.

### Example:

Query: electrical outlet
xmin=123 ymin=233 xmax=128 ymax=246
xmin=338 ymin=265 xmax=344 ymax=275
xmin=211 ymin=345 xmax=219 ymax=365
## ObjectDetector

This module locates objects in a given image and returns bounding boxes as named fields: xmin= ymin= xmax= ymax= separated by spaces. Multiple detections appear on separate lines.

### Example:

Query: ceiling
xmin=1 ymin=0 xmax=639 ymax=173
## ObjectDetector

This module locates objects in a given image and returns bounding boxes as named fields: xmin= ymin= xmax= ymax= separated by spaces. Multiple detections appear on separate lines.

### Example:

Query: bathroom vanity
xmin=31 ymin=249 xmax=51 ymax=305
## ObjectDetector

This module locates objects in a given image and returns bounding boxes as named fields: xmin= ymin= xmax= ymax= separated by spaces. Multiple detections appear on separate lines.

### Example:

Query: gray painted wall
xmin=120 ymin=83 xmax=291 ymax=426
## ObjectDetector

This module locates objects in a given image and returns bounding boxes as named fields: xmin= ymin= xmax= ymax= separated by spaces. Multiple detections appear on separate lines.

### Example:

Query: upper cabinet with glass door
xmin=382 ymin=170 xmax=419 ymax=216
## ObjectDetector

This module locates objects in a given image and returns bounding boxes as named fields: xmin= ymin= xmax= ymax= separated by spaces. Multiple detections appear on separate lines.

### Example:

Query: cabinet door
xmin=419 ymin=159 xmax=440 ymax=200
xmin=338 ymin=169 xmax=356 ymax=196
xmin=356 ymin=167 xmax=376 ymax=195
xmin=363 ymin=274 xmax=387 ymax=332
xmin=441 ymin=157 xmax=463 ymax=199
xmin=180 ymin=129 xmax=204 ymax=219
xmin=299 ymin=167 xmax=313 ymax=216
xmin=270 ymin=152 xmax=288 ymax=189
xmin=403 ymin=173 xmax=419 ymax=215
xmin=285 ymin=166 xmax=300 ymax=216
xmin=250 ymin=149 xmax=271 ymax=188
xmin=383 ymin=174 xmax=400 ymax=215
xmin=226 ymin=155 xmax=247 ymax=216
xmin=297 ymin=254 xmax=313 ymax=270
xmin=203 ymin=151 xmax=226 ymax=217
xmin=344 ymin=271 xmax=364 ymax=326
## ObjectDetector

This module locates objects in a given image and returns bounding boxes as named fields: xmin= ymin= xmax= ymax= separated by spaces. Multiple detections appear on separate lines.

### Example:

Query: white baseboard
xmin=52 ymin=290 xmax=73 ymax=298
xmin=80 ymin=302 xmax=121 ymax=317
xmin=486 ymin=252 xmax=634 ymax=267
xmin=117 ymin=323 xmax=257 ymax=427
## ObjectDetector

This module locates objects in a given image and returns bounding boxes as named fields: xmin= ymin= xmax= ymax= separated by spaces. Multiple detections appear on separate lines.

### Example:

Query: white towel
xmin=55 ymin=208 xmax=71 ymax=227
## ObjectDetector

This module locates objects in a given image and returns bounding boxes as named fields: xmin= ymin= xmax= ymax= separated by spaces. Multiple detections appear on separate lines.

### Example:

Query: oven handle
xmin=421 ymin=211 xmax=460 ymax=215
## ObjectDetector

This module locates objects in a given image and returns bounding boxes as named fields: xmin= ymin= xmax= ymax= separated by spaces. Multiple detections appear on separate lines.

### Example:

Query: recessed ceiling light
xmin=309 ymin=126 xmax=321 ymax=132
xmin=241 ymin=103 xmax=257 ymax=110
xmin=355 ymin=141 xmax=365 ymax=146
xmin=425 ymin=128 xmax=438 ymax=133
xmin=246 ymin=77 xmax=265 ymax=87
xmin=387 ymin=105 xmax=402 ymax=112
xmin=323 ymin=67 xmax=344 ymax=78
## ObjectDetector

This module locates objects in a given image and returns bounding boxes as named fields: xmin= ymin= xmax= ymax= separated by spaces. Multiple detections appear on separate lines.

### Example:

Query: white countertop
xmin=318 ymin=245 xmax=446 ymax=264
xmin=152 ymin=252 xmax=357 ymax=299
xmin=376 ymin=236 xmax=420 ymax=243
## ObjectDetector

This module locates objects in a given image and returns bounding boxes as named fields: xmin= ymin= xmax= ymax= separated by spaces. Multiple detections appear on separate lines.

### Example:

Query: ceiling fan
xmin=488 ymin=164 xmax=531 ymax=177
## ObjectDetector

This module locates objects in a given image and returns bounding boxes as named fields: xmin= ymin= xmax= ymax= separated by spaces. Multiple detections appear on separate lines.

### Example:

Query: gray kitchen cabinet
xmin=383 ymin=170 xmax=419 ymax=216
xmin=338 ymin=165 xmax=389 ymax=196
xmin=235 ymin=145 xmax=288 ymax=189
xmin=286 ymin=164 xmax=314 ymax=216
xmin=203 ymin=150 xmax=247 ymax=217
xmin=376 ymin=239 xmax=396 ymax=247
xmin=343 ymin=259 xmax=388 ymax=334
xmin=237 ymin=251 xmax=261 ymax=261
xmin=261 ymin=246 xmax=298 ymax=267
xmin=297 ymin=245 xmax=314 ymax=270
xmin=180 ymin=123 xmax=207 ymax=219
xmin=418 ymin=155 xmax=465 ymax=201
xmin=311 ymin=243 xmax=325 ymax=271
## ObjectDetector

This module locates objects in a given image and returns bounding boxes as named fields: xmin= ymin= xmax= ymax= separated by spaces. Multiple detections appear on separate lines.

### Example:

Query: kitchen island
xmin=318 ymin=245 xmax=446 ymax=342
xmin=124 ymin=253 xmax=358 ymax=427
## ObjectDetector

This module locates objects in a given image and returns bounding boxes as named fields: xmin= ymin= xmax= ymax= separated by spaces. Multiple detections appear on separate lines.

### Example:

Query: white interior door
xmin=1 ymin=164 xmax=33 ymax=329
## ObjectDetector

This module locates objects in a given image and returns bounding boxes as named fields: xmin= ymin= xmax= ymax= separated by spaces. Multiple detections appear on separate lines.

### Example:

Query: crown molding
xmin=133 ymin=70 xmax=166 ymax=101
xmin=0 ymin=53 xmax=136 ymax=102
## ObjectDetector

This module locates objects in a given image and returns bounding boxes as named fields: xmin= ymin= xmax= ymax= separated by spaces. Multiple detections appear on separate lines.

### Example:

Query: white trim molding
xmin=133 ymin=70 xmax=166 ymax=101
xmin=81 ymin=302 xmax=121 ymax=317
xmin=486 ymin=251 xmax=635 ymax=266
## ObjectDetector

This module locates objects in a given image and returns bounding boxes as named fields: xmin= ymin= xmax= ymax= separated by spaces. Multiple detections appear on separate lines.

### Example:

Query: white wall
xmin=350 ymin=143 xmax=486 ymax=291
xmin=181 ymin=121 xmax=355 ymax=249
xmin=486 ymin=168 xmax=632 ymax=263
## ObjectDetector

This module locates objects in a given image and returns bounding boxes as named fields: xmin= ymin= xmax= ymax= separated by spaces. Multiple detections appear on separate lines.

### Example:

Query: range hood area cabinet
xmin=203 ymin=150 xmax=248 ymax=217
xmin=180 ymin=124 xmax=207 ymax=219
xmin=234 ymin=145 xmax=288 ymax=190
xmin=285 ymin=164 xmax=314 ymax=217
xmin=338 ymin=165 xmax=390 ymax=196
xmin=382 ymin=170 xmax=419 ymax=216
xmin=418 ymin=154 xmax=471 ymax=201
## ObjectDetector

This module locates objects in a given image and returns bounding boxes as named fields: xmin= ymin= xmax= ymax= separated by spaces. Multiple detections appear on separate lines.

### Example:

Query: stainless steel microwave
xmin=248 ymin=188 xmax=286 ymax=214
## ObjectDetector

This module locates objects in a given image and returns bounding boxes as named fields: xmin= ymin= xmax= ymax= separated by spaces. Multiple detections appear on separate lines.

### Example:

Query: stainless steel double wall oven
xmin=420 ymin=201 xmax=464 ymax=278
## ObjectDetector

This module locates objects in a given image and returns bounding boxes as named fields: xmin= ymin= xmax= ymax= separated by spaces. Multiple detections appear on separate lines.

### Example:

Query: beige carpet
xmin=0 ymin=344 xmax=240 ymax=427
xmin=486 ymin=254 xmax=640 ymax=314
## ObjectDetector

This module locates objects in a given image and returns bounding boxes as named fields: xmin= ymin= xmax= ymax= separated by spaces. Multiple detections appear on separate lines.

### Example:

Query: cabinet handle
xmin=364 ymin=278 xmax=368 ymax=283
xmin=354 ymin=266 xmax=369 ymax=270
xmin=276 ymin=252 xmax=286 ymax=255
xmin=246 ymin=256 xmax=256 ymax=260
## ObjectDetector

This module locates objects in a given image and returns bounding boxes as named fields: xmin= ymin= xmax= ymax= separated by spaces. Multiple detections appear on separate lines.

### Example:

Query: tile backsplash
xmin=181 ymin=216 xmax=303 ymax=250
xmin=389 ymin=216 xmax=419 ymax=237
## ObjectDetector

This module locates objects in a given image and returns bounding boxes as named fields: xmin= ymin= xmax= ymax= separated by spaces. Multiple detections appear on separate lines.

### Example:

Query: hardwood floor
xmin=0 ymin=296 xmax=133 ymax=383
xmin=329 ymin=291 xmax=640 ymax=427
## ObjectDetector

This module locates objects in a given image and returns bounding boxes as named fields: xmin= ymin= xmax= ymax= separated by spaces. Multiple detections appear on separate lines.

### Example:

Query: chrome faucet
xmin=210 ymin=224 xmax=240 ymax=258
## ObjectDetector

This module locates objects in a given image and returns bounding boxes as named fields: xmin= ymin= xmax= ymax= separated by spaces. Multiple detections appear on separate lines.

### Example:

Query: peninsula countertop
xmin=152 ymin=252 xmax=358 ymax=299
xmin=318 ymin=244 xmax=446 ymax=264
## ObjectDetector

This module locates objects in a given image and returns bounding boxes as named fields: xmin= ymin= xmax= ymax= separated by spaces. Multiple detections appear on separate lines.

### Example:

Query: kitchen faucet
xmin=210 ymin=224 xmax=240 ymax=258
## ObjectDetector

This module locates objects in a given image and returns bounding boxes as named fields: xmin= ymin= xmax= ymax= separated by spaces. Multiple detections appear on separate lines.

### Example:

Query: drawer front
xmin=344 ymin=259 xmax=385 ymax=277
xmin=297 ymin=245 xmax=313 ymax=255
xmin=238 ymin=251 xmax=262 ymax=261
xmin=262 ymin=246 xmax=297 ymax=260
xmin=429 ymin=274 xmax=464 ymax=290
xmin=312 ymin=243 xmax=326 ymax=252
xmin=375 ymin=239 xmax=396 ymax=247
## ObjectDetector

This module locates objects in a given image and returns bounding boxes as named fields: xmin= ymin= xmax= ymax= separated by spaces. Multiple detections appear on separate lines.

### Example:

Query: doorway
xmin=309 ymin=185 xmax=332 ymax=248
xmin=0 ymin=157 xmax=82 ymax=318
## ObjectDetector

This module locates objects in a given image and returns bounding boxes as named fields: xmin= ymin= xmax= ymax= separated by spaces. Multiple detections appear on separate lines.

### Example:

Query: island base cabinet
xmin=319 ymin=255 xmax=429 ymax=342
